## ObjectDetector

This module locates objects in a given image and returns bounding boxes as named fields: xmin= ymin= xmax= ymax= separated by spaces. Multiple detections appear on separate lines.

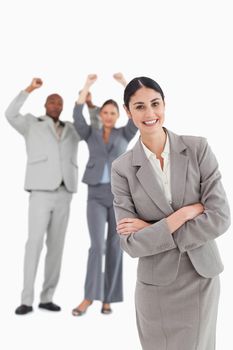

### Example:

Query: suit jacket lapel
xmin=95 ymin=128 xmax=108 ymax=154
xmin=133 ymin=139 xmax=174 ymax=216
xmin=95 ymin=128 xmax=118 ymax=154
xmin=40 ymin=115 xmax=58 ymax=139
xmin=60 ymin=122 xmax=68 ymax=140
xmin=132 ymin=130 xmax=189 ymax=215
xmin=40 ymin=116 xmax=69 ymax=141
xmin=108 ymin=128 xmax=118 ymax=153
xmin=167 ymin=130 xmax=189 ymax=211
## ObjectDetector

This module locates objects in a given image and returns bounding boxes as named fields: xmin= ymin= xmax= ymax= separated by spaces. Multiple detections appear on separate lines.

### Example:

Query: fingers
xmin=87 ymin=74 xmax=97 ymax=81
xmin=113 ymin=72 xmax=123 ymax=80
xmin=117 ymin=229 xmax=134 ymax=235
xmin=116 ymin=217 xmax=151 ymax=235
xmin=31 ymin=78 xmax=43 ymax=88
xmin=117 ymin=217 xmax=135 ymax=224
xmin=193 ymin=203 xmax=205 ymax=213
xmin=85 ymin=73 xmax=125 ymax=83
xmin=117 ymin=223 xmax=133 ymax=234
xmin=25 ymin=78 xmax=43 ymax=93
xmin=34 ymin=77 xmax=43 ymax=84
xmin=117 ymin=218 xmax=137 ymax=235
xmin=117 ymin=223 xmax=133 ymax=232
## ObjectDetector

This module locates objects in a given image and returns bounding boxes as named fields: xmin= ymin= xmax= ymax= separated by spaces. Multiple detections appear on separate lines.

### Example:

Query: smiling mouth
xmin=143 ymin=119 xmax=159 ymax=125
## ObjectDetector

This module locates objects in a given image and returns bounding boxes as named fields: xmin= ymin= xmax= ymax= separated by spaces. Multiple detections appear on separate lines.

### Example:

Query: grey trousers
xmin=84 ymin=183 xmax=123 ymax=303
xmin=21 ymin=186 xmax=72 ymax=305
xmin=135 ymin=253 xmax=220 ymax=350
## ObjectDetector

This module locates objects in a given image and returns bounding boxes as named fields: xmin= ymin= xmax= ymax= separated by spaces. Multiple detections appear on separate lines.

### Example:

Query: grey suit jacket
xmin=73 ymin=104 xmax=138 ymax=185
xmin=5 ymin=91 xmax=81 ymax=192
xmin=111 ymin=130 xmax=231 ymax=285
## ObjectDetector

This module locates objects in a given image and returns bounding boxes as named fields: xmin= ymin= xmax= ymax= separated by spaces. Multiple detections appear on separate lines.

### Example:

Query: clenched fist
xmin=113 ymin=72 xmax=127 ymax=87
xmin=25 ymin=78 xmax=43 ymax=93
xmin=85 ymin=74 xmax=97 ymax=87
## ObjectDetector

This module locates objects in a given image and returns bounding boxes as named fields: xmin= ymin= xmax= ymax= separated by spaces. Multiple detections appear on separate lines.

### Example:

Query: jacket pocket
xmin=28 ymin=155 xmax=48 ymax=164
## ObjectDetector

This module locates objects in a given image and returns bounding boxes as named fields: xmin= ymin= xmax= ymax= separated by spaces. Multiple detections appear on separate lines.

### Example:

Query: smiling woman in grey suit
xmin=72 ymin=73 xmax=138 ymax=316
xmin=111 ymin=77 xmax=231 ymax=350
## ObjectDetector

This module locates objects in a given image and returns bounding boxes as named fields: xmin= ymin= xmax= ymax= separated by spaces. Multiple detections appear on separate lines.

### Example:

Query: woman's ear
xmin=123 ymin=104 xmax=132 ymax=119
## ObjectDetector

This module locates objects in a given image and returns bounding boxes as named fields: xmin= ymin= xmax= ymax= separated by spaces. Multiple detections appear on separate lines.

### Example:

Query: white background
xmin=0 ymin=0 xmax=232 ymax=349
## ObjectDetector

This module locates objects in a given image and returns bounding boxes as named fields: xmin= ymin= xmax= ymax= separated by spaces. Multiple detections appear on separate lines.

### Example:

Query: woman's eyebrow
xmin=133 ymin=98 xmax=160 ymax=105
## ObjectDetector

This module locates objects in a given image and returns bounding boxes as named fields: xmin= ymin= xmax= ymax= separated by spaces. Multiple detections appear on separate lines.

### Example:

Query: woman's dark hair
xmin=124 ymin=77 xmax=165 ymax=108
xmin=100 ymin=99 xmax=119 ymax=113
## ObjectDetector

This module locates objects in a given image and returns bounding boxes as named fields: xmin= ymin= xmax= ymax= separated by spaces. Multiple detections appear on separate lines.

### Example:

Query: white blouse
xmin=141 ymin=135 xmax=172 ymax=205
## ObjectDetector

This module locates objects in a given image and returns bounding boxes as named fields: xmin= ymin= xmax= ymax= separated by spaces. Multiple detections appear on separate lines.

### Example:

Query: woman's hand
xmin=85 ymin=74 xmax=97 ymax=88
xmin=117 ymin=218 xmax=151 ymax=235
xmin=77 ymin=74 xmax=97 ymax=104
xmin=113 ymin=72 xmax=127 ymax=87
xmin=116 ymin=204 xmax=204 ymax=236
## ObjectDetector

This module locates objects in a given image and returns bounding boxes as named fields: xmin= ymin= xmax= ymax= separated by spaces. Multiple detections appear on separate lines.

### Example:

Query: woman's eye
xmin=136 ymin=105 xmax=144 ymax=110
xmin=152 ymin=102 xmax=159 ymax=107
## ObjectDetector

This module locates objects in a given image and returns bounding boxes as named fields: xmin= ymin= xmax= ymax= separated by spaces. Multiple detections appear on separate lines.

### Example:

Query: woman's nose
xmin=145 ymin=106 xmax=156 ymax=116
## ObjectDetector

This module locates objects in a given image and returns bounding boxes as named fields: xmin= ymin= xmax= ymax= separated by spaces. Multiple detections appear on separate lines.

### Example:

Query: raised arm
xmin=5 ymin=78 xmax=43 ymax=135
xmin=73 ymin=74 xmax=98 ymax=140
xmin=111 ymin=163 xmax=204 ymax=258
xmin=174 ymin=138 xmax=231 ymax=252
xmin=113 ymin=72 xmax=127 ymax=88
xmin=121 ymin=118 xmax=138 ymax=142
xmin=113 ymin=72 xmax=138 ymax=141
xmin=77 ymin=74 xmax=97 ymax=104
xmin=85 ymin=91 xmax=102 ymax=130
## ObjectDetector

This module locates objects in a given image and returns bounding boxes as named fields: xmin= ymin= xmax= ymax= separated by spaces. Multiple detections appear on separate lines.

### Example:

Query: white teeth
xmin=144 ymin=119 xmax=158 ymax=125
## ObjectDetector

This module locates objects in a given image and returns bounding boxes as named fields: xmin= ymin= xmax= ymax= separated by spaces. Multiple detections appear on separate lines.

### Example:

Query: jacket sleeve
xmin=88 ymin=106 xmax=102 ymax=129
xmin=174 ymin=138 xmax=231 ymax=252
xmin=73 ymin=103 xmax=92 ymax=140
xmin=5 ymin=91 xmax=36 ymax=136
xmin=111 ymin=164 xmax=177 ymax=258
xmin=121 ymin=119 xmax=138 ymax=142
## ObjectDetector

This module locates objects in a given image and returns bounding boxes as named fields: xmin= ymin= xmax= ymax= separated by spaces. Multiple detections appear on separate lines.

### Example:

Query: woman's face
xmin=125 ymin=87 xmax=165 ymax=136
xmin=99 ymin=104 xmax=119 ymax=129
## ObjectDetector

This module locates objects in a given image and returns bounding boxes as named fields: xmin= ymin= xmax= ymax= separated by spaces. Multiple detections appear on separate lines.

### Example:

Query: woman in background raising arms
xmin=72 ymin=73 xmax=137 ymax=316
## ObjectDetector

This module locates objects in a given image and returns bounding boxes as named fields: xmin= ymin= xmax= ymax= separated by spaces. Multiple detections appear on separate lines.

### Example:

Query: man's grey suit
xmin=5 ymin=91 xmax=82 ymax=306
xmin=111 ymin=130 xmax=231 ymax=349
